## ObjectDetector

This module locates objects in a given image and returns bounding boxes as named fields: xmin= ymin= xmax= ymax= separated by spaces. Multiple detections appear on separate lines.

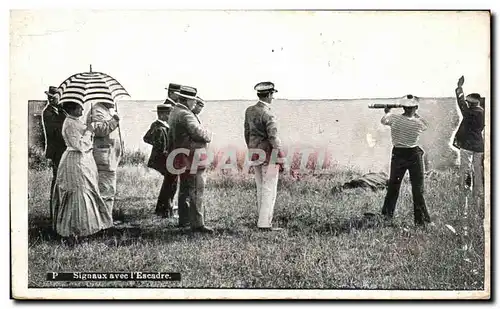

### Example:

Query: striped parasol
xmin=56 ymin=65 xmax=129 ymax=152
xmin=56 ymin=65 xmax=130 ymax=105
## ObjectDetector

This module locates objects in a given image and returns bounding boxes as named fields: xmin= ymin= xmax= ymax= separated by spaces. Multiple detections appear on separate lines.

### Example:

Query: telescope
xmin=368 ymin=103 xmax=403 ymax=109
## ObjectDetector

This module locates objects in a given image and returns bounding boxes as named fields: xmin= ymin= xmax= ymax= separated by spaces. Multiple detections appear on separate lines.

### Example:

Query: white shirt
xmin=62 ymin=116 xmax=93 ymax=152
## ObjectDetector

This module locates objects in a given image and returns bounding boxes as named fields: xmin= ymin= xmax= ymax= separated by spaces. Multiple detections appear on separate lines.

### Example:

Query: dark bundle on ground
xmin=331 ymin=172 xmax=389 ymax=194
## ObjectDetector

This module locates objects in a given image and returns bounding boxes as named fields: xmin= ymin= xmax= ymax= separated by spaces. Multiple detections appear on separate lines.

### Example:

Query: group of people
xmin=379 ymin=75 xmax=485 ymax=226
xmin=142 ymin=81 xmax=286 ymax=233
xmin=143 ymin=83 xmax=213 ymax=233
xmin=43 ymin=86 xmax=124 ymax=238
xmin=41 ymin=75 xmax=485 ymax=239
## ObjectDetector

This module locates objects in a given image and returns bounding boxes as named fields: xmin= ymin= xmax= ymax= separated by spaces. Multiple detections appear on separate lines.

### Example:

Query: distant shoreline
xmin=28 ymin=97 xmax=456 ymax=104
xmin=114 ymin=97 xmax=456 ymax=103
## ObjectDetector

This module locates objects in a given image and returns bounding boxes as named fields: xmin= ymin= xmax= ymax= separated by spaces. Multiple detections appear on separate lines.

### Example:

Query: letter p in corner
xmin=47 ymin=272 xmax=58 ymax=280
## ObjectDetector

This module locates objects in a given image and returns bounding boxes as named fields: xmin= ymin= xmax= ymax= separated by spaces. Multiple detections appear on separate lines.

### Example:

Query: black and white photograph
xmin=9 ymin=8 xmax=490 ymax=299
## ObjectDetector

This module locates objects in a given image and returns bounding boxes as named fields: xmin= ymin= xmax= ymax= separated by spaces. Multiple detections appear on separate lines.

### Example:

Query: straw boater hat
xmin=254 ymin=81 xmax=278 ymax=94
xmin=175 ymin=86 xmax=198 ymax=100
xmin=151 ymin=104 xmax=174 ymax=112
xmin=399 ymin=94 xmax=419 ymax=108
xmin=165 ymin=83 xmax=182 ymax=92
xmin=163 ymin=83 xmax=181 ymax=105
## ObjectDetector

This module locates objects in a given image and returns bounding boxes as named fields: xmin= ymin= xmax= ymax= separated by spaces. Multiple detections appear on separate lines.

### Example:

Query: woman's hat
xmin=175 ymin=86 xmax=198 ymax=100
xmin=151 ymin=104 xmax=174 ymax=112
xmin=60 ymin=100 xmax=84 ymax=109
xmin=45 ymin=86 xmax=58 ymax=98
xmin=254 ymin=81 xmax=278 ymax=93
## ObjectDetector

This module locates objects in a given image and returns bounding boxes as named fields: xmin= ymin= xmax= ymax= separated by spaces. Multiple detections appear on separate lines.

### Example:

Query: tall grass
xmin=27 ymin=162 xmax=485 ymax=290
xmin=28 ymin=145 xmax=51 ymax=170
xmin=119 ymin=149 xmax=148 ymax=167
xmin=28 ymin=146 xmax=149 ymax=170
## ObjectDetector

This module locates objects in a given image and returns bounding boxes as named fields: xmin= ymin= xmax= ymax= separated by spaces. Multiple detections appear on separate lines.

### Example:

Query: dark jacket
xmin=244 ymin=101 xmax=283 ymax=164
xmin=42 ymin=104 xmax=66 ymax=162
xmin=167 ymin=104 xmax=212 ymax=171
xmin=143 ymin=120 xmax=169 ymax=175
xmin=452 ymin=87 xmax=485 ymax=152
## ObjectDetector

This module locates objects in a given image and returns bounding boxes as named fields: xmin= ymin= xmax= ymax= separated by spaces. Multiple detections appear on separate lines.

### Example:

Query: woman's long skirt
xmin=51 ymin=150 xmax=113 ymax=237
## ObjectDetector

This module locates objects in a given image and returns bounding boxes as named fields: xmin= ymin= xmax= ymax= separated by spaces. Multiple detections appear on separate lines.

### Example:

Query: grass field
xmin=27 ymin=162 xmax=485 ymax=290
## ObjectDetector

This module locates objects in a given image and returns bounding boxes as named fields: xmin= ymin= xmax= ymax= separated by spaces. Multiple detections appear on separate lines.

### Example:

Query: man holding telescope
xmin=371 ymin=95 xmax=432 ymax=226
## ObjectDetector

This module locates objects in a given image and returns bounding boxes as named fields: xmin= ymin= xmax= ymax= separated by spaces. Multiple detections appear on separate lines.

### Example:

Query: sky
xmin=10 ymin=10 xmax=490 ymax=101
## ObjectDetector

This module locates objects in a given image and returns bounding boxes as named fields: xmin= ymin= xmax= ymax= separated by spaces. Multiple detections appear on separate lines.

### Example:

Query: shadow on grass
xmin=315 ymin=214 xmax=391 ymax=235
xmin=273 ymin=212 xmax=391 ymax=236
xmin=28 ymin=216 xmax=59 ymax=243
xmin=28 ymin=220 xmax=230 ymax=247
xmin=28 ymin=213 xmax=243 ymax=248
xmin=28 ymin=196 xmax=390 ymax=247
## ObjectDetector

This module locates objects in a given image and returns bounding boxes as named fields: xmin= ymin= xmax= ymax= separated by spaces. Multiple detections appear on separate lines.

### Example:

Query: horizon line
xmin=118 ymin=96 xmax=456 ymax=102
xmin=28 ymin=96 xmax=456 ymax=102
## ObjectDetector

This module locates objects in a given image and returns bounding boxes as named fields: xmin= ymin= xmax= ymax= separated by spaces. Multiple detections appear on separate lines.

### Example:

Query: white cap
xmin=400 ymin=94 xmax=419 ymax=107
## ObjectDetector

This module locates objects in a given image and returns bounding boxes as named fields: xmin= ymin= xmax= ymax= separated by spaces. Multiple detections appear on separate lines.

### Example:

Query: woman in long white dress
xmin=51 ymin=101 xmax=113 ymax=237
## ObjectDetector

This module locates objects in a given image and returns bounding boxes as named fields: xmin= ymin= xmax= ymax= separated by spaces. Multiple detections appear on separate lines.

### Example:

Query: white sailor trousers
xmin=253 ymin=163 xmax=280 ymax=228
xmin=459 ymin=149 xmax=484 ymax=199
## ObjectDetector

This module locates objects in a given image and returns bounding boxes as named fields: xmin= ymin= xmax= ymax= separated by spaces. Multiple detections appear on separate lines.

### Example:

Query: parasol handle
xmin=114 ymin=101 xmax=125 ymax=157
xmin=88 ymin=102 xmax=95 ymax=139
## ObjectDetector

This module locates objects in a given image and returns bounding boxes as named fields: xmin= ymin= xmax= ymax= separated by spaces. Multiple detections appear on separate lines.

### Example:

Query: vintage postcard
xmin=10 ymin=9 xmax=491 ymax=299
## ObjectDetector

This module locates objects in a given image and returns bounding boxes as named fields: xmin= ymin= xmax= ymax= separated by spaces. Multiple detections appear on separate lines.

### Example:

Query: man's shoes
xmin=258 ymin=227 xmax=284 ymax=232
xmin=192 ymin=226 xmax=214 ymax=234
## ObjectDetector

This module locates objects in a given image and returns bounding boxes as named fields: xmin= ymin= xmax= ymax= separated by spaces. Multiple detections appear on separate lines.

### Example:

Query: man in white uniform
xmin=244 ymin=81 xmax=285 ymax=231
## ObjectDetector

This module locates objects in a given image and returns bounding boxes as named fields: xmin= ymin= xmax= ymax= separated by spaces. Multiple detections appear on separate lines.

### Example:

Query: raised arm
xmin=455 ymin=76 xmax=467 ymax=113
xmin=88 ymin=106 xmax=120 ymax=137
xmin=64 ymin=121 xmax=93 ymax=152
xmin=414 ymin=113 xmax=429 ymax=132
xmin=381 ymin=108 xmax=393 ymax=126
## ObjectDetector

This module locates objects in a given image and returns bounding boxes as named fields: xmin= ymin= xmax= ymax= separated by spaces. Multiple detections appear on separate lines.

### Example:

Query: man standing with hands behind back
xmin=244 ymin=81 xmax=284 ymax=232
